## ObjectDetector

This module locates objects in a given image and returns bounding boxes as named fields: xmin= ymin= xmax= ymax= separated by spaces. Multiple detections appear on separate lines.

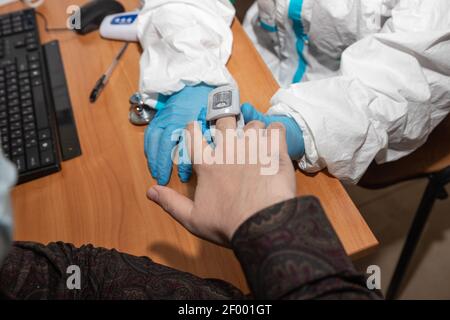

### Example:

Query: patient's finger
xmin=216 ymin=116 xmax=237 ymax=134
xmin=147 ymin=186 xmax=194 ymax=231
xmin=244 ymin=120 xmax=266 ymax=131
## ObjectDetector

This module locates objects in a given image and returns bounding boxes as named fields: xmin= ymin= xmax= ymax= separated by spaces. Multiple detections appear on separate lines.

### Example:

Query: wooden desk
xmin=9 ymin=0 xmax=377 ymax=291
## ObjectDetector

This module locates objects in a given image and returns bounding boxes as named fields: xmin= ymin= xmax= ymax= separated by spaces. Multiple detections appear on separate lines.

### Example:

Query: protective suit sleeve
xmin=137 ymin=0 xmax=235 ymax=106
xmin=269 ymin=0 xmax=450 ymax=183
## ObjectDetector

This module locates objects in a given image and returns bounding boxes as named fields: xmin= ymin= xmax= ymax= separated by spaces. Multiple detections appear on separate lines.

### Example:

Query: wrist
xmin=229 ymin=196 xmax=298 ymax=243
xmin=227 ymin=194 xmax=296 ymax=242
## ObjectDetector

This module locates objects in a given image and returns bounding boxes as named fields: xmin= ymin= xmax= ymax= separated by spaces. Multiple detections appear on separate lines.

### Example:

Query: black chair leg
xmin=386 ymin=167 xmax=450 ymax=300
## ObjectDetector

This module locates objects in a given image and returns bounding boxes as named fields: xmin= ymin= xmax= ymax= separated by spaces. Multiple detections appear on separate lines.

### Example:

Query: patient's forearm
xmin=232 ymin=196 xmax=382 ymax=300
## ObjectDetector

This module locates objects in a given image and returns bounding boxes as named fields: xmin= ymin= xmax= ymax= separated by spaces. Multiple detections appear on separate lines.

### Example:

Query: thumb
xmin=147 ymin=185 xmax=194 ymax=228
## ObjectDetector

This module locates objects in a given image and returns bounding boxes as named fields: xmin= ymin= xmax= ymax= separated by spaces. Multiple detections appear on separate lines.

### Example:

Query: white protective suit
xmin=137 ymin=0 xmax=450 ymax=183
xmin=0 ymin=149 xmax=17 ymax=264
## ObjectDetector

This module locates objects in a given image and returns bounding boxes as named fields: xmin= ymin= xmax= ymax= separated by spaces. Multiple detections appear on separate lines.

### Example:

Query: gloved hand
xmin=144 ymin=84 xmax=214 ymax=185
xmin=241 ymin=103 xmax=305 ymax=160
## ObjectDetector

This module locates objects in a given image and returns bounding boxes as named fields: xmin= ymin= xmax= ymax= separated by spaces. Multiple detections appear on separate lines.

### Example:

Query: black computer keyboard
xmin=0 ymin=9 xmax=81 ymax=184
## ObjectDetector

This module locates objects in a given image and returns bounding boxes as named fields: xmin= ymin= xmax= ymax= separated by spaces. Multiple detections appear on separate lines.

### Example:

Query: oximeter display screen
xmin=213 ymin=91 xmax=232 ymax=109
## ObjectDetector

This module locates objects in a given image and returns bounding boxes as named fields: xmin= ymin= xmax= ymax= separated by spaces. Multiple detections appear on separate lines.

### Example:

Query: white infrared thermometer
xmin=100 ymin=11 xmax=139 ymax=42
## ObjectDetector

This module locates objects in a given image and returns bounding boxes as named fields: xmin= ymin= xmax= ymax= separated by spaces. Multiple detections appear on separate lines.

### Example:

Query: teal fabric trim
xmin=288 ymin=0 xmax=308 ymax=83
xmin=258 ymin=17 xmax=278 ymax=32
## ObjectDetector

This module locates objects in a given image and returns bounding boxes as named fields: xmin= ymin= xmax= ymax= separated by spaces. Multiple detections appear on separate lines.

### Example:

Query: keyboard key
xmin=32 ymin=85 xmax=48 ymax=129
xmin=8 ymin=99 xmax=19 ymax=107
xmin=29 ymin=61 xmax=39 ymax=70
xmin=28 ymin=52 xmax=39 ymax=62
xmin=30 ymin=69 xmax=40 ymax=78
xmin=6 ymin=71 xmax=17 ymax=79
xmin=18 ymin=71 xmax=29 ymax=79
xmin=19 ymin=78 xmax=30 ymax=86
xmin=7 ymin=84 xmax=18 ymax=92
xmin=0 ymin=127 xmax=7 ymax=136
xmin=8 ymin=91 xmax=18 ymax=100
xmin=20 ymin=87 xmax=31 ymax=97
xmin=24 ymin=129 xmax=36 ymax=140
xmin=38 ymin=129 xmax=50 ymax=140
xmin=17 ymin=58 xmax=27 ymax=71
xmin=12 ymin=156 xmax=25 ymax=173
xmin=23 ymin=121 xmax=35 ymax=131
xmin=0 ymin=40 xmax=7 ymax=53
xmin=11 ymin=146 xmax=23 ymax=156
xmin=21 ymin=92 xmax=31 ymax=100
xmin=9 ymin=105 xmax=20 ymax=114
xmin=26 ymin=146 xmax=39 ymax=169
xmin=9 ymin=113 xmax=20 ymax=122
xmin=0 ymin=59 xmax=13 ymax=67
xmin=22 ymin=99 xmax=32 ymax=107
xmin=9 ymin=106 xmax=19 ymax=114
xmin=2 ymin=143 xmax=9 ymax=153
xmin=22 ymin=106 xmax=33 ymax=116
xmin=25 ymin=31 xmax=35 ymax=39
xmin=13 ymin=26 xmax=24 ymax=33
xmin=11 ymin=129 xmax=21 ymax=139
xmin=25 ymin=137 xmax=37 ymax=148
xmin=39 ymin=139 xmax=50 ymax=151
xmin=9 ymin=121 xmax=20 ymax=130
xmin=40 ymin=150 xmax=54 ymax=166
xmin=11 ymin=137 xmax=23 ymax=148
xmin=26 ymin=44 xmax=37 ymax=51
xmin=24 ymin=18 xmax=34 ymax=31
xmin=15 ymin=40 xmax=25 ymax=48
xmin=6 ymin=65 xmax=15 ymax=73
xmin=23 ymin=113 xmax=34 ymax=123
xmin=32 ymin=78 xmax=41 ymax=86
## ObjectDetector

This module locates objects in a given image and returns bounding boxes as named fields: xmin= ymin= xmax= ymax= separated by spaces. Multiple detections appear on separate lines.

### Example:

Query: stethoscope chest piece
xmin=129 ymin=92 xmax=156 ymax=126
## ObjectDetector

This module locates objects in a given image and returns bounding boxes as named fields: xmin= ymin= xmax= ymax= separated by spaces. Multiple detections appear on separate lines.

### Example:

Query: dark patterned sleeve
xmin=231 ymin=196 xmax=382 ymax=300
xmin=0 ymin=241 xmax=245 ymax=300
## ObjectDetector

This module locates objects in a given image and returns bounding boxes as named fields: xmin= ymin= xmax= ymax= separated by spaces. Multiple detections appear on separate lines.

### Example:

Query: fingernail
xmin=147 ymin=188 xmax=159 ymax=201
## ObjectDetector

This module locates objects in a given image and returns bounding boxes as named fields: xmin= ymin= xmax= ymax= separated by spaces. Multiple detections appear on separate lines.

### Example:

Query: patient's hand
xmin=147 ymin=116 xmax=296 ymax=246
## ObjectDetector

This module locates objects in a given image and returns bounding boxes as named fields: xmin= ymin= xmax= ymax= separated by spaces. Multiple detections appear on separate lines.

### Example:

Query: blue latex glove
xmin=241 ymin=103 xmax=305 ymax=160
xmin=144 ymin=84 xmax=214 ymax=185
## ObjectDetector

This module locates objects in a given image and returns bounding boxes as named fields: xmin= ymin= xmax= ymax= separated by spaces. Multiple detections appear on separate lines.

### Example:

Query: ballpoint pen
xmin=89 ymin=42 xmax=129 ymax=103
